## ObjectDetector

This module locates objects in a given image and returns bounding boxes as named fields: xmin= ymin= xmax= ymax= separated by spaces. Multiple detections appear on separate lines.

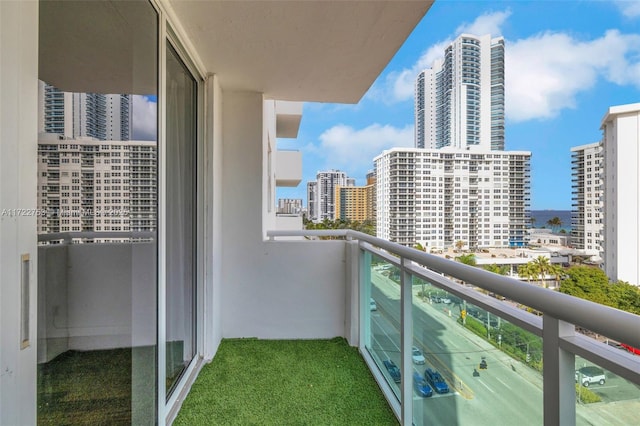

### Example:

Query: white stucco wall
xmin=604 ymin=107 xmax=640 ymax=285
xmin=0 ymin=2 xmax=39 ymax=424
xmin=221 ymin=91 xmax=348 ymax=339
xmin=38 ymin=243 xmax=156 ymax=359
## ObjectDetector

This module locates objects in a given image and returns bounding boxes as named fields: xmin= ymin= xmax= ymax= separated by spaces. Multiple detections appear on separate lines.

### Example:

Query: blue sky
xmin=276 ymin=0 xmax=640 ymax=210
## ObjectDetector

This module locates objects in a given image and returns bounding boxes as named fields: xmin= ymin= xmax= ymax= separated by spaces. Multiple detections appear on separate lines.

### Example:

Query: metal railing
xmin=267 ymin=229 xmax=640 ymax=426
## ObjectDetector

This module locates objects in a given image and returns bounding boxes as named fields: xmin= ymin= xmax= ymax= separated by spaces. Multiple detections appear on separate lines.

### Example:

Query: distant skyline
xmin=276 ymin=1 xmax=640 ymax=210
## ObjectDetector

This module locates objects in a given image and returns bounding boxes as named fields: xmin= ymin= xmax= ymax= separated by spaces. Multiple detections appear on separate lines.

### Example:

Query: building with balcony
xmin=277 ymin=198 xmax=303 ymax=215
xmin=375 ymin=147 xmax=531 ymax=249
xmin=2 ymin=2 xmax=640 ymax=426
xmin=334 ymin=184 xmax=376 ymax=222
xmin=37 ymin=134 xmax=157 ymax=238
xmin=309 ymin=170 xmax=355 ymax=222
xmin=415 ymin=34 xmax=505 ymax=151
xmin=601 ymin=103 xmax=640 ymax=286
xmin=38 ymin=81 xmax=132 ymax=141
xmin=570 ymin=142 xmax=603 ymax=259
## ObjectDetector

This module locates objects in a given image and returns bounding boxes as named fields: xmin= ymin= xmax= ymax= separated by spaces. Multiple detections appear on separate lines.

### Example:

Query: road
xmin=369 ymin=269 xmax=543 ymax=425
xmin=366 ymin=268 xmax=640 ymax=425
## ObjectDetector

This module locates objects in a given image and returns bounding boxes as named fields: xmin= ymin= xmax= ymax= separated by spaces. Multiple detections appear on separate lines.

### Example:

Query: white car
xmin=370 ymin=298 xmax=377 ymax=311
xmin=412 ymin=346 xmax=426 ymax=364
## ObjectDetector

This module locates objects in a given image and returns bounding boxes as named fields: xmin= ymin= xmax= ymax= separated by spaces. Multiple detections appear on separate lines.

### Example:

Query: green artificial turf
xmin=173 ymin=337 xmax=398 ymax=426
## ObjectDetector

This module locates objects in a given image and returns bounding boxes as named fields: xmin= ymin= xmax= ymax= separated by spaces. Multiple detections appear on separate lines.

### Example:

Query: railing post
xmin=360 ymin=249 xmax=372 ymax=351
xmin=400 ymin=257 xmax=413 ymax=425
xmin=543 ymin=315 xmax=576 ymax=426
xmin=345 ymin=240 xmax=360 ymax=346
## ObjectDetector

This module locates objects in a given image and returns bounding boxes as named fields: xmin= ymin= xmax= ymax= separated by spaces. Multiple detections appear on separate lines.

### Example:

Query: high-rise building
xmin=570 ymin=142 xmax=603 ymax=258
xmin=375 ymin=148 xmax=530 ymax=249
xmin=313 ymin=170 xmax=354 ymax=221
xmin=601 ymin=103 xmax=640 ymax=285
xmin=415 ymin=34 xmax=505 ymax=151
xmin=334 ymin=184 xmax=375 ymax=222
xmin=37 ymin=133 xmax=157 ymax=240
xmin=306 ymin=181 xmax=318 ymax=221
xmin=277 ymin=198 xmax=303 ymax=215
xmin=38 ymin=81 xmax=132 ymax=141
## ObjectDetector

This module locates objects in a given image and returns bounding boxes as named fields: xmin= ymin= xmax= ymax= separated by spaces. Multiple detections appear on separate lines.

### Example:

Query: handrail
xmin=266 ymin=229 xmax=640 ymax=351
xmin=38 ymin=231 xmax=156 ymax=243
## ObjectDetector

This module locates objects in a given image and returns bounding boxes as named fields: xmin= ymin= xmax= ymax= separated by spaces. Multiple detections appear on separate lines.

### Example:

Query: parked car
xmin=575 ymin=366 xmax=606 ymax=387
xmin=370 ymin=298 xmax=377 ymax=311
xmin=424 ymin=368 xmax=449 ymax=393
xmin=413 ymin=372 xmax=433 ymax=397
xmin=383 ymin=360 xmax=401 ymax=383
xmin=412 ymin=346 xmax=426 ymax=365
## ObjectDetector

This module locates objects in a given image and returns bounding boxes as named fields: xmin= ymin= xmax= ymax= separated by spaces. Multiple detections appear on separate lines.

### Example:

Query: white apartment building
xmin=37 ymin=134 xmax=157 ymax=238
xmin=277 ymin=198 xmax=303 ymax=215
xmin=306 ymin=181 xmax=318 ymax=221
xmin=375 ymin=148 xmax=530 ymax=249
xmin=570 ymin=142 xmax=603 ymax=258
xmin=601 ymin=103 xmax=640 ymax=286
xmin=415 ymin=34 xmax=505 ymax=151
xmin=38 ymin=81 xmax=132 ymax=141
xmin=312 ymin=170 xmax=354 ymax=221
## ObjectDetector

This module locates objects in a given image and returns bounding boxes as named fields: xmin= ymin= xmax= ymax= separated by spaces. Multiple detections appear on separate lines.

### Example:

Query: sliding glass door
xmin=165 ymin=42 xmax=198 ymax=397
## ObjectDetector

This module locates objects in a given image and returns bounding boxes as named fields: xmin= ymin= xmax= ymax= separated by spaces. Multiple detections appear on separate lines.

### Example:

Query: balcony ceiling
xmin=39 ymin=0 xmax=433 ymax=102
xmin=169 ymin=0 xmax=433 ymax=102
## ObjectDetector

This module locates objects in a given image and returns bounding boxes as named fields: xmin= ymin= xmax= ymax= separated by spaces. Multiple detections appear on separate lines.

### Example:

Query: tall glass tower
xmin=415 ymin=34 xmax=505 ymax=151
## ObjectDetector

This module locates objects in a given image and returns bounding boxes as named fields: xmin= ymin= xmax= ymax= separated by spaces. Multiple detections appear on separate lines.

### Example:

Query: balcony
xmin=36 ymin=229 xmax=640 ymax=425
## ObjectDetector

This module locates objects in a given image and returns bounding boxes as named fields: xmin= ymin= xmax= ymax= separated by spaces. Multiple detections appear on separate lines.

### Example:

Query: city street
xmin=367 ymin=269 xmax=640 ymax=425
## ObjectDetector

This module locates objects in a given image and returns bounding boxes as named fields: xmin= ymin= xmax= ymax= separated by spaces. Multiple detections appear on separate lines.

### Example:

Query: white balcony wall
xmin=221 ymin=92 xmax=348 ymax=339
xmin=0 ymin=2 xmax=39 ymax=425
xmin=38 ymin=243 xmax=156 ymax=362
xmin=275 ymin=150 xmax=303 ymax=187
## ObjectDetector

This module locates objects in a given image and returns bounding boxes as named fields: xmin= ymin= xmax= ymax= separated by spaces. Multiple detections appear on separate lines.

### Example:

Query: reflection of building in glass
xmin=37 ymin=133 xmax=157 ymax=238
xmin=38 ymin=81 xmax=132 ymax=141
xmin=375 ymin=148 xmax=530 ymax=249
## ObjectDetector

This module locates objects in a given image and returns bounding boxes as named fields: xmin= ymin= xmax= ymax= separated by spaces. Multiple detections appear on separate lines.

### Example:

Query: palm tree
xmin=455 ymin=240 xmax=465 ymax=251
xmin=531 ymin=256 xmax=552 ymax=288
xmin=483 ymin=263 xmax=509 ymax=276
xmin=518 ymin=262 xmax=537 ymax=283
xmin=547 ymin=216 xmax=562 ymax=232
xmin=414 ymin=242 xmax=426 ymax=252
xmin=455 ymin=253 xmax=476 ymax=267
xmin=547 ymin=263 xmax=564 ymax=289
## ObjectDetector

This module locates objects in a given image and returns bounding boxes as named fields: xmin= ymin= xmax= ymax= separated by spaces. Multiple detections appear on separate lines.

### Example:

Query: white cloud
xmin=380 ymin=10 xmax=511 ymax=103
xmin=506 ymin=29 xmax=640 ymax=121
xmin=317 ymin=124 xmax=413 ymax=173
xmin=616 ymin=0 xmax=640 ymax=18
xmin=455 ymin=10 xmax=511 ymax=38
xmin=132 ymin=95 xmax=157 ymax=140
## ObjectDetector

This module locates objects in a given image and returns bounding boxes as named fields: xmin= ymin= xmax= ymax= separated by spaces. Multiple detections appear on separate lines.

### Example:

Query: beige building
xmin=334 ymin=184 xmax=375 ymax=222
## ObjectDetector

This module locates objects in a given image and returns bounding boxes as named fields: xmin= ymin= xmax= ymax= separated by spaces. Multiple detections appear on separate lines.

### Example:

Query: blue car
xmin=413 ymin=372 xmax=433 ymax=397
xmin=425 ymin=368 xmax=449 ymax=394
xmin=383 ymin=360 xmax=401 ymax=383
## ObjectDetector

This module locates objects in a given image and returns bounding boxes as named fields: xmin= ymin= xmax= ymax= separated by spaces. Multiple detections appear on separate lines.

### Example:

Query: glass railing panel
xmin=575 ymin=350 xmax=640 ymax=425
xmin=410 ymin=280 xmax=543 ymax=425
xmin=366 ymin=254 xmax=402 ymax=401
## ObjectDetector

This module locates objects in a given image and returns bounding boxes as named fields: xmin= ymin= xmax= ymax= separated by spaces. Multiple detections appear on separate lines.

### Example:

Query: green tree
xmin=455 ymin=253 xmax=476 ymax=267
xmin=483 ymin=263 xmax=509 ymax=276
xmin=547 ymin=216 xmax=562 ymax=232
xmin=530 ymin=256 xmax=553 ymax=288
xmin=559 ymin=266 xmax=611 ymax=305
xmin=517 ymin=262 xmax=537 ymax=284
